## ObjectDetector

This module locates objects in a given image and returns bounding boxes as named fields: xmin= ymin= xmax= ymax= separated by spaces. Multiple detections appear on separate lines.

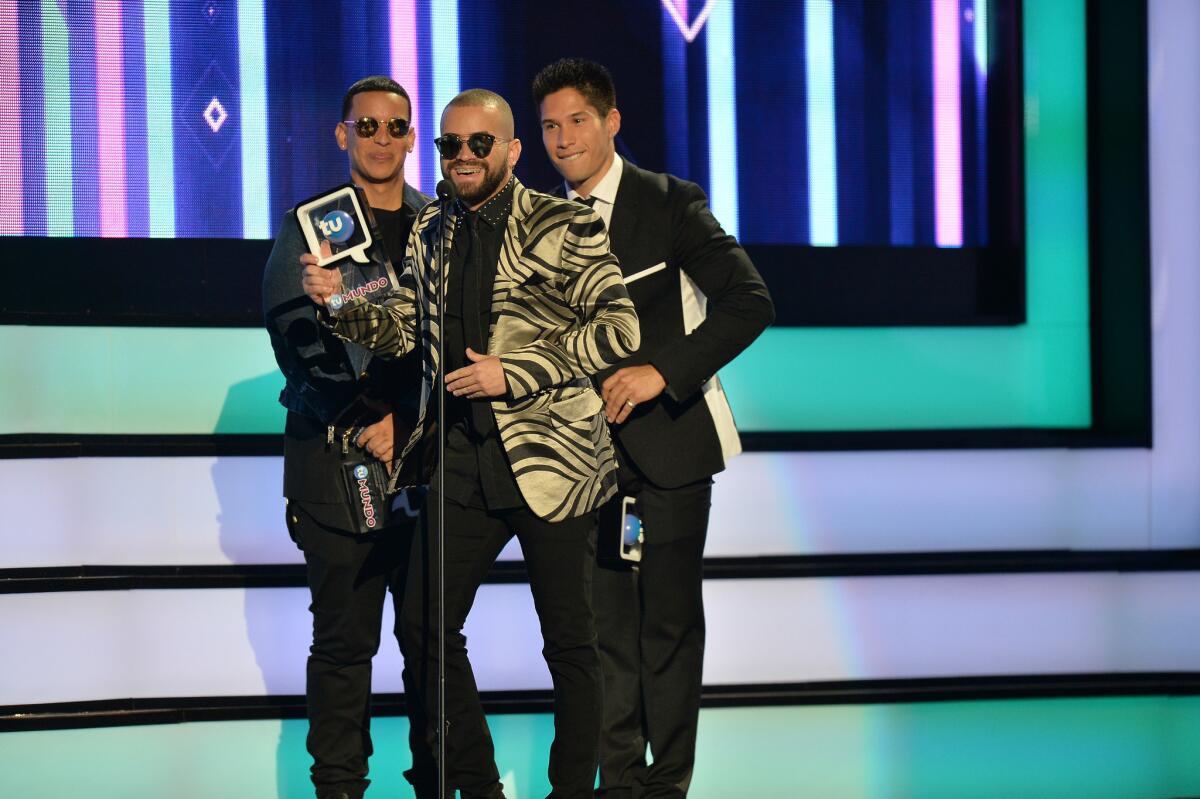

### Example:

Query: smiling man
xmin=301 ymin=88 xmax=640 ymax=799
xmin=533 ymin=58 xmax=775 ymax=799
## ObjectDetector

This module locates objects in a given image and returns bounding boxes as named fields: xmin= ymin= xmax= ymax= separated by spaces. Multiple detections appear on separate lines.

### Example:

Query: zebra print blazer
xmin=329 ymin=178 xmax=640 ymax=522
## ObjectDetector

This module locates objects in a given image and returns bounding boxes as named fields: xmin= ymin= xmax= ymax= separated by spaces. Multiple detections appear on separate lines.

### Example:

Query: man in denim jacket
xmin=262 ymin=75 xmax=433 ymax=799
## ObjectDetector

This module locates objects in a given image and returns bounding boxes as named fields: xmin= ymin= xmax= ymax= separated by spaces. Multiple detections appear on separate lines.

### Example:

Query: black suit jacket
xmin=562 ymin=160 xmax=774 ymax=488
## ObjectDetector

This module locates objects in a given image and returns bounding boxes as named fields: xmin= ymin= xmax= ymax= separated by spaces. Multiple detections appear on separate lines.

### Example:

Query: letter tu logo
xmin=353 ymin=464 xmax=369 ymax=480
xmin=320 ymin=210 xmax=355 ymax=243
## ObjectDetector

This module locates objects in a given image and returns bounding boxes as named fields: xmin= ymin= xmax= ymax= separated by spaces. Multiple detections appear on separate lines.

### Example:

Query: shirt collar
xmin=566 ymin=153 xmax=623 ymax=206
xmin=458 ymin=176 xmax=516 ymax=229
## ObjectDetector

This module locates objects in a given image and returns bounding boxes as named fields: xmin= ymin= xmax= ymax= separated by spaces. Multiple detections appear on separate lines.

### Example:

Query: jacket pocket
xmin=548 ymin=388 xmax=603 ymax=425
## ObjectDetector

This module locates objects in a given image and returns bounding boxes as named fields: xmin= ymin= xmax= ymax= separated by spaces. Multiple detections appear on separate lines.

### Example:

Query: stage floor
xmin=4 ymin=696 xmax=1199 ymax=798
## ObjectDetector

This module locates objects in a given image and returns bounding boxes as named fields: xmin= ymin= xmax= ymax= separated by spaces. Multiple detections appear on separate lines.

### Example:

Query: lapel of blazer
xmin=419 ymin=200 xmax=458 ymax=383
xmin=493 ymin=178 xmax=540 ymax=293
xmin=607 ymin=159 xmax=640 ymax=271
xmin=499 ymin=178 xmax=532 ymax=280
xmin=552 ymin=158 xmax=640 ymax=272
xmin=392 ymin=202 xmax=453 ymax=486
xmin=488 ymin=179 xmax=533 ymax=355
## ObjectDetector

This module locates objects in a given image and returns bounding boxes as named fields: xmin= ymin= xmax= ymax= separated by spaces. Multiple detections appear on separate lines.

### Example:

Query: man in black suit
xmin=263 ymin=75 xmax=434 ymax=799
xmin=532 ymin=59 xmax=775 ymax=798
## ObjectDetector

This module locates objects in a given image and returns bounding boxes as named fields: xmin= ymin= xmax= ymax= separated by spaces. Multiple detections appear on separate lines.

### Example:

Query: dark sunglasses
xmin=433 ymin=132 xmax=513 ymax=160
xmin=344 ymin=116 xmax=410 ymax=139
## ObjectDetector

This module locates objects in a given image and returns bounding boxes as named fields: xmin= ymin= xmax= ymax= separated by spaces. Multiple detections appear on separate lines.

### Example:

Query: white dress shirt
xmin=565 ymin=153 xmax=624 ymax=229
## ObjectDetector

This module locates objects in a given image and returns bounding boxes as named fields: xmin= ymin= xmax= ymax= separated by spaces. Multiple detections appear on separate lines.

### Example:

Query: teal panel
xmin=2 ymin=697 xmax=1200 ymax=798
xmin=1023 ymin=0 xmax=1090 ymax=327
xmin=724 ymin=324 xmax=1091 ymax=430
xmin=0 ymin=327 xmax=286 ymax=435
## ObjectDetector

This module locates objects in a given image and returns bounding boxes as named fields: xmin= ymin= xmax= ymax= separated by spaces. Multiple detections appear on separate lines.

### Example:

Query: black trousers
xmin=405 ymin=493 xmax=603 ymax=799
xmin=289 ymin=501 xmax=436 ymax=799
xmin=592 ymin=466 xmax=713 ymax=799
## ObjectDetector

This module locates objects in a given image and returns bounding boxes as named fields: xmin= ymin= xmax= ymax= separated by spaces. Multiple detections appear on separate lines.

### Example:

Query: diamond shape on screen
xmin=183 ymin=61 xmax=238 ymax=169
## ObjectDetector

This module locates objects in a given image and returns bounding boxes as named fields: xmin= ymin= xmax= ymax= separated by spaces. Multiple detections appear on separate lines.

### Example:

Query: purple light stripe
xmin=974 ymin=0 xmax=989 ymax=242
xmin=932 ymin=0 xmax=963 ymax=247
xmin=17 ymin=0 xmax=46 ymax=237
xmin=119 ymin=0 xmax=148 ymax=238
xmin=390 ymin=0 xmax=422 ymax=191
xmin=0 ymin=0 xmax=23 ymax=234
xmin=94 ymin=0 xmax=127 ymax=237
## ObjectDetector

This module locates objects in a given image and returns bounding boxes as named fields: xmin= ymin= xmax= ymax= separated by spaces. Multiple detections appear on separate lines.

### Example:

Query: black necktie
xmin=579 ymin=195 xmax=597 ymax=208
xmin=462 ymin=213 xmax=497 ymax=435
xmin=462 ymin=213 xmax=484 ymax=352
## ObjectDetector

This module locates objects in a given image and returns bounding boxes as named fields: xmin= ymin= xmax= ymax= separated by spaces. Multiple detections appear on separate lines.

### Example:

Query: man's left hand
xmin=602 ymin=365 xmax=666 ymax=424
xmin=445 ymin=348 xmax=508 ymax=398
xmin=356 ymin=413 xmax=396 ymax=475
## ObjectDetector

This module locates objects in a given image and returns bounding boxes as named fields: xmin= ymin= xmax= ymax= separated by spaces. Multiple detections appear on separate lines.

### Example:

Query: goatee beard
xmin=455 ymin=161 xmax=509 ymax=205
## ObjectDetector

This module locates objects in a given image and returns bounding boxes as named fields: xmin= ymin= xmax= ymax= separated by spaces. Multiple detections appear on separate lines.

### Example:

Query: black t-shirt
xmin=437 ymin=179 xmax=523 ymax=510
xmin=372 ymin=204 xmax=414 ymax=269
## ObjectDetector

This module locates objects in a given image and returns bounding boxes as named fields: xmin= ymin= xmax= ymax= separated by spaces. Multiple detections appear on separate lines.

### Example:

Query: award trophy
xmin=293 ymin=183 xmax=403 ymax=532
xmin=294 ymin=183 xmax=395 ymax=314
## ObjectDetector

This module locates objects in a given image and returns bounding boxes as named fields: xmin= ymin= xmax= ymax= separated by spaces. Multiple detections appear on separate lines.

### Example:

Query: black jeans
xmin=592 ymin=468 xmax=713 ymax=799
xmin=404 ymin=493 xmax=603 ymax=799
xmin=289 ymin=501 xmax=436 ymax=799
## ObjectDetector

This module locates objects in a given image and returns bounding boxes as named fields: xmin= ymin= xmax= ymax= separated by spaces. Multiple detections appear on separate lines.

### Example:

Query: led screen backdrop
xmin=2 ymin=0 xmax=998 ymax=248
xmin=0 ymin=0 xmax=1090 ymax=434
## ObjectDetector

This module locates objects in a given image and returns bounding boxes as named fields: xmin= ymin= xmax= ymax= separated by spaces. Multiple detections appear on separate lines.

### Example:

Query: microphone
xmin=434 ymin=174 xmax=454 ymax=798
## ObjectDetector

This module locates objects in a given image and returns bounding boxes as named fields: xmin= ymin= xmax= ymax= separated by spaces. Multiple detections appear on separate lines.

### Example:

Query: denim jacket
xmin=262 ymin=182 xmax=430 ymax=424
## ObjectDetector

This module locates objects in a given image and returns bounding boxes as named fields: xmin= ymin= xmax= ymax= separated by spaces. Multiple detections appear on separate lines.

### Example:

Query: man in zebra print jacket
xmin=302 ymin=88 xmax=639 ymax=799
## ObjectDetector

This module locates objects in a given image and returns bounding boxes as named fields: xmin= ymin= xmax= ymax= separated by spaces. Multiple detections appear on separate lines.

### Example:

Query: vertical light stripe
xmin=41 ymin=0 xmax=73 ymax=237
xmin=661 ymin=4 xmax=690 ymax=180
xmin=974 ymin=0 xmax=989 ymax=74
xmin=429 ymin=0 xmax=460 ymax=193
xmin=933 ymin=0 xmax=963 ymax=247
xmin=0 ymin=0 xmax=22 ymax=234
xmin=94 ymin=0 xmax=127 ymax=237
xmin=975 ymin=0 xmax=989 ymax=241
xmin=390 ymin=0 xmax=422 ymax=192
xmin=237 ymin=0 xmax=269 ymax=238
xmin=705 ymin=0 xmax=739 ymax=239
xmin=143 ymin=0 xmax=174 ymax=238
xmin=804 ymin=0 xmax=837 ymax=246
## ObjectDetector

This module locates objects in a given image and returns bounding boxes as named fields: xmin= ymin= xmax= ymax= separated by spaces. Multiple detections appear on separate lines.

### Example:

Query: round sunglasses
xmin=433 ymin=132 xmax=514 ymax=160
xmin=343 ymin=116 xmax=411 ymax=139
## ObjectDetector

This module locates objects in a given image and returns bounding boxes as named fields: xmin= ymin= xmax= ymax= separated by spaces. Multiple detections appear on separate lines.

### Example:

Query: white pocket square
xmin=624 ymin=262 xmax=667 ymax=284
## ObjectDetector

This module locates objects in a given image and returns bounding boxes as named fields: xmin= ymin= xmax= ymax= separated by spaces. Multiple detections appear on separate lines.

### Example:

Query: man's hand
xmin=356 ymin=412 xmax=395 ymax=475
xmin=602 ymin=364 xmax=667 ymax=424
xmin=445 ymin=348 xmax=508 ymax=399
xmin=300 ymin=241 xmax=343 ymax=307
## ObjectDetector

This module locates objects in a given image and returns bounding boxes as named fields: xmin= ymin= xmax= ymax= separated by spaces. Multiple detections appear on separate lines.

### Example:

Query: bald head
xmin=443 ymin=88 xmax=515 ymax=137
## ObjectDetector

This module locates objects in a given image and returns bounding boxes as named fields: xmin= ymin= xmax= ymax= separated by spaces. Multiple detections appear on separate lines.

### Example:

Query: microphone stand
xmin=434 ymin=179 xmax=455 ymax=799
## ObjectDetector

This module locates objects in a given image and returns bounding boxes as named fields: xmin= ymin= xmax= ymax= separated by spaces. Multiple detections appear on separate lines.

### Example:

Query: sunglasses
xmin=433 ymin=132 xmax=513 ymax=160
xmin=344 ymin=116 xmax=411 ymax=139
